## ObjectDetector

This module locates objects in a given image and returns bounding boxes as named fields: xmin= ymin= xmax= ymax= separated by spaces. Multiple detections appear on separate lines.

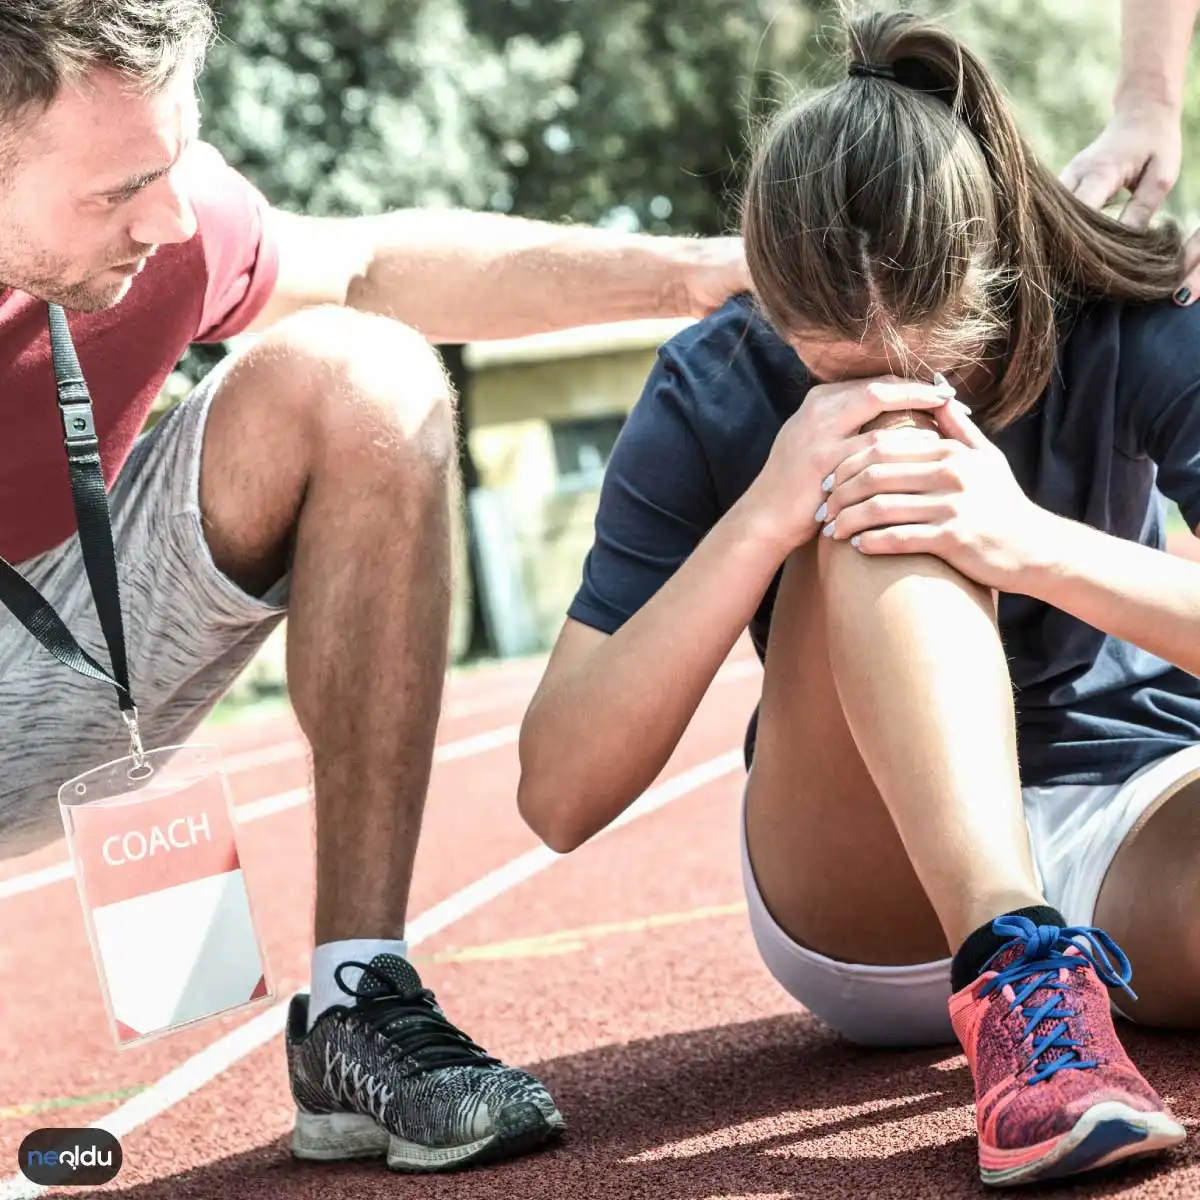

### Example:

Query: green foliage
xmin=184 ymin=0 xmax=1200 ymax=378
xmin=202 ymin=0 xmax=581 ymax=214
xmin=197 ymin=0 xmax=1200 ymax=238
xmin=461 ymin=0 xmax=822 ymax=235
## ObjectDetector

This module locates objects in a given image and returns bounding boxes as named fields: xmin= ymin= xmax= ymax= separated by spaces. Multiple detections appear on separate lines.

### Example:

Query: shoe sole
xmin=979 ymin=1101 xmax=1187 ymax=1187
xmin=292 ymin=1103 xmax=566 ymax=1172
xmin=292 ymin=1112 xmax=391 ymax=1161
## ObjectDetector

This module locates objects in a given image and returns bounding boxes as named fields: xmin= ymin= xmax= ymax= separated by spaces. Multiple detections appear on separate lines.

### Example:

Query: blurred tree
xmin=201 ymin=0 xmax=580 ymax=214
xmin=190 ymin=0 xmax=1200 ymax=308
xmin=462 ymin=0 xmax=819 ymax=235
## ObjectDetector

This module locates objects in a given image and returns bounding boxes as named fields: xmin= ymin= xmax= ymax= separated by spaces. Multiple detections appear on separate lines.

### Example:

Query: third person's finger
xmin=1069 ymin=168 xmax=1122 ymax=213
xmin=1120 ymin=165 xmax=1170 ymax=229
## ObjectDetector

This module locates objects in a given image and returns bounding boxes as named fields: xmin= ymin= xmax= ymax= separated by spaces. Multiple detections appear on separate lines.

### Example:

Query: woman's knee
xmin=816 ymin=518 xmax=994 ymax=617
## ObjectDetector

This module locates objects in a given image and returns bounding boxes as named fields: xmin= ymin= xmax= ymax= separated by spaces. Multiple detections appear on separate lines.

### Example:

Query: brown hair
xmin=741 ymin=8 xmax=1183 ymax=430
xmin=0 ymin=0 xmax=215 ymax=130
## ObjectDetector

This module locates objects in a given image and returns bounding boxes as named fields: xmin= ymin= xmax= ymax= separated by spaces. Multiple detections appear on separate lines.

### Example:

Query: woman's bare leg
xmin=747 ymin=534 xmax=1044 ymax=964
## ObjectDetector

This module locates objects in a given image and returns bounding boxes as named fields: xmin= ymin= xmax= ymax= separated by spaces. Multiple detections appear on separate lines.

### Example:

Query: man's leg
xmin=197 ymin=305 xmax=562 ymax=1170
xmin=201 ymin=306 xmax=451 ymax=947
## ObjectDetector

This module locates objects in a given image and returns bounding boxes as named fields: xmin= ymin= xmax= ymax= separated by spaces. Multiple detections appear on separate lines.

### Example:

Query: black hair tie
xmin=849 ymin=56 xmax=955 ymax=105
xmin=848 ymin=61 xmax=895 ymax=81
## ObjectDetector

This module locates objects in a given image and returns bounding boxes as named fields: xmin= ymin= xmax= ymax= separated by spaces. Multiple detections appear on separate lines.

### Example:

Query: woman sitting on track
xmin=516 ymin=6 xmax=1200 ymax=1191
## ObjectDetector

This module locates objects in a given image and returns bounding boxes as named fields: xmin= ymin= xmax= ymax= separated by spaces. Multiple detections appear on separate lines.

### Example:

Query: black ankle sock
xmin=950 ymin=905 xmax=1066 ymax=993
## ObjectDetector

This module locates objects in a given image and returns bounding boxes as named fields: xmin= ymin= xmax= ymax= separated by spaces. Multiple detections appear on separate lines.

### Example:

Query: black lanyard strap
xmin=0 ymin=304 xmax=142 ymax=755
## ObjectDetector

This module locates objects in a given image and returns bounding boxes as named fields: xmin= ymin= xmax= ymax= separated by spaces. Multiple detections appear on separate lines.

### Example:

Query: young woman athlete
xmin=516 ymin=8 xmax=1200 ymax=1189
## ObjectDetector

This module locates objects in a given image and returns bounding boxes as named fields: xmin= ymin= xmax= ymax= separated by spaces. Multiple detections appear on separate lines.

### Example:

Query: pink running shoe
xmin=949 ymin=915 xmax=1186 ymax=1187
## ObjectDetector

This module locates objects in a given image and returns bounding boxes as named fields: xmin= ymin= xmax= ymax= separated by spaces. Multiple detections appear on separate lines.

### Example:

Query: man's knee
xmin=250 ymin=306 xmax=456 ymax=478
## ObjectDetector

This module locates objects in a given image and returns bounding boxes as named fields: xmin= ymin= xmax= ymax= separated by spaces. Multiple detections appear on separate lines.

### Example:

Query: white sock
xmin=309 ymin=938 xmax=409 ymax=1030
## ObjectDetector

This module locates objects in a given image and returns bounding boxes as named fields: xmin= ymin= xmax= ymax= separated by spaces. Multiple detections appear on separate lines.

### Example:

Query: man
xmin=0 ymin=1 xmax=747 ymax=1174
xmin=1062 ymin=0 xmax=1200 ymax=301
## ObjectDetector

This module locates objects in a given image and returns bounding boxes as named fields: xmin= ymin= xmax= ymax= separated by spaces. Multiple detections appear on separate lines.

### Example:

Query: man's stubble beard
xmin=0 ymin=257 xmax=131 ymax=312
xmin=0 ymin=219 xmax=129 ymax=309
xmin=41 ymin=276 xmax=131 ymax=312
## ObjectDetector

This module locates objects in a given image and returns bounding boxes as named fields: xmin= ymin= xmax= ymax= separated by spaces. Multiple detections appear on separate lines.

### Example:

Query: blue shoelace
xmin=977 ymin=916 xmax=1137 ymax=1084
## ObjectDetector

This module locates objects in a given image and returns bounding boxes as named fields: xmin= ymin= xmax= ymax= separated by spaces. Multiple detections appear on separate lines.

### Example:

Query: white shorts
xmin=741 ymin=743 xmax=1200 ymax=1047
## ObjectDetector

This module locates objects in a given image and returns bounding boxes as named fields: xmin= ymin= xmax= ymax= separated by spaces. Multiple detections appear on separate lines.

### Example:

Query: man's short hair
xmin=0 ymin=0 xmax=215 ymax=130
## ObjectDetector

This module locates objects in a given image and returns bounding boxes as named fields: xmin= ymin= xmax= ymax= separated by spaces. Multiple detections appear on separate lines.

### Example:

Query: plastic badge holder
xmin=59 ymin=745 xmax=274 ymax=1049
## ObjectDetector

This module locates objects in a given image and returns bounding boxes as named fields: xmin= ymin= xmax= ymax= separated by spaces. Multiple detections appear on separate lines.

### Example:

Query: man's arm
xmin=1060 ymin=0 xmax=1199 ymax=228
xmin=246 ymin=208 xmax=748 ymax=339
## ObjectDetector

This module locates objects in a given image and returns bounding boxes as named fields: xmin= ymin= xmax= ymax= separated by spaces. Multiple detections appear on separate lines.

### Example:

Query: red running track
xmin=0 ymin=647 xmax=1197 ymax=1199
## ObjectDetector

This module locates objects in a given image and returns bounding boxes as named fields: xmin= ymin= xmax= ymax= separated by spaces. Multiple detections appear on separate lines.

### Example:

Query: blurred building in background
xmin=461 ymin=318 xmax=688 ymax=656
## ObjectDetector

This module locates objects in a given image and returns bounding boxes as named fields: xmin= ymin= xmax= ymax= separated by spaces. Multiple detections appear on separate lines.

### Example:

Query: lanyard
xmin=0 ymin=304 xmax=143 ymax=764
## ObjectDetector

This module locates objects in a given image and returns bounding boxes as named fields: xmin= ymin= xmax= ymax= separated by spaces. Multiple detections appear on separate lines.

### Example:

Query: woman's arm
xmin=821 ymin=395 xmax=1200 ymax=681
xmin=1018 ymin=515 xmax=1200 ymax=677
xmin=518 ymin=494 xmax=789 ymax=853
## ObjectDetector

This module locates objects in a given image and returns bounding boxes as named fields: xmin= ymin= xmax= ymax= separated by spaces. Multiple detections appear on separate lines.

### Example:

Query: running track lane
xmin=0 ymin=652 xmax=758 ymax=1171
xmin=3 ymin=648 xmax=1199 ymax=1199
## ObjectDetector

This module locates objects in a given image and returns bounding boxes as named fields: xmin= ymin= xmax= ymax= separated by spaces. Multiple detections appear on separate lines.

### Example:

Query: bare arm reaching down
xmin=1061 ymin=0 xmax=1199 ymax=228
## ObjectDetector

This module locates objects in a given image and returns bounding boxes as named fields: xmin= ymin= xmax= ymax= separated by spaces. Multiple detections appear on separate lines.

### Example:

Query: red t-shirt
xmin=0 ymin=143 xmax=280 ymax=564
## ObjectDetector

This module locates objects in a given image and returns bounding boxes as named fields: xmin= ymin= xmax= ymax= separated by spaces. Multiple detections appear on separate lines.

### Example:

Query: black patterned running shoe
xmin=286 ymin=953 xmax=564 ymax=1172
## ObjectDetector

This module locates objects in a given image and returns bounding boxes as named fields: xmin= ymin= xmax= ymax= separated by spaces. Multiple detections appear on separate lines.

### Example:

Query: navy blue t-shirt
xmin=568 ymin=294 xmax=1200 ymax=788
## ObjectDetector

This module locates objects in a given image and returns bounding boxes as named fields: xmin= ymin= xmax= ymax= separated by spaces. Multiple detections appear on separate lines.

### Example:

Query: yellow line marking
xmin=423 ymin=902 xmax=748 ymax=965
xmin=0 ymin=1086 xmax=146 ymax=1121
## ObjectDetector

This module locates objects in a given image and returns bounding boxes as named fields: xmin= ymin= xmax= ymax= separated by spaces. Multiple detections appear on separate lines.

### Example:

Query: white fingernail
xmin=815 ymin=501 xmax=828 ymax=522
xmin=953 ymin=397 xmax=973 ymax=415
xmin=822 ymin=521 xmax=836 ymax=538
xmin=821 ymin=473 xmax=835 ymax=492
xmin=850 ymin=535 xmax=862 ymax=549
xmin=932 ymin=371 xmax=956 ymax=399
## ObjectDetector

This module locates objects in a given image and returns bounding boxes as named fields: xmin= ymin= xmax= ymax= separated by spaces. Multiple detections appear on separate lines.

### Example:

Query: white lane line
xmin=232 ymin=788 xmax=310 ymax=825
xmin=0 ymin=861 xmax=73 ymax=899
xmin=0 ymin=659 xmax=757 ymax=901
xmin=218 ymin=742 xmax=307 ymax=775
xmin=0 ymin=750 xmax=743 ymax=1200
xmin=433 ymin=725 xmax=519 ymax=762
xmin=0 ymin=691 xmax=747 ymax=906
xmin=155 ymin=658 xmax=758 ymax=778
xmin=216 ymin=724 xmax=520 ymax=777
xmin=0 ymin=725 xmax=522 ymax=904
